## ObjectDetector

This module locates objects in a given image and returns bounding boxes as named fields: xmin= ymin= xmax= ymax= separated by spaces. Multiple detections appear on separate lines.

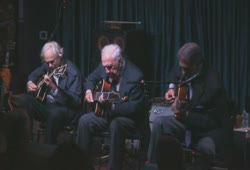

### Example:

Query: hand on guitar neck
xmin=43 ymin=74 xmax=57 ymax=90
xmin=85 ymin=90 xmax=127 ymax=104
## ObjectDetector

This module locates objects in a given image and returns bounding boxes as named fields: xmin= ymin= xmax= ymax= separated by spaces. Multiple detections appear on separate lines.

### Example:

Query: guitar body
xmin=0 ymin=67 xmax=13 ymax=113
xmin=0 ymin=77 xmax=12 ymax=113
xmin=0 ymin=68 xmax=11 ymax=91
xmin=33 ymin=64 xmax=67 ymax=102
xmin=94 ymin=80 xmax=111 ymax=116
xmin=0 ymin=40 xmax=16 ymax=113
xmin=177 ymin=85 xmax=188 ymax=101
xmin=172 ymin=84 xmax=189 ymax=121
xmin=36 ymin=83 xmax=49 ymax=102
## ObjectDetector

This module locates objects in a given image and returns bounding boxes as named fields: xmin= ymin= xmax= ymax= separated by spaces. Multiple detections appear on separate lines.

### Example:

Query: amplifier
xmin=149 ymin=102 xmax=174 ymax=131
xmin=233 ymin=128 xmax=250 ymax=170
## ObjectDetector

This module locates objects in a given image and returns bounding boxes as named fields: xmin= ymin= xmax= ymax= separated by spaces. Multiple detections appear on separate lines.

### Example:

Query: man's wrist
xmin=52 ymin=88 xmax=58 ymax=96
xmin=168 ymin=83 xmax=176 ymax=89
xmin=111 ymin=103 xmax=115 ymax=111
xmin=86 ymin=89 xmax=92 ymax=94
xmin=27 ymin=81 xmax=33 ymax=86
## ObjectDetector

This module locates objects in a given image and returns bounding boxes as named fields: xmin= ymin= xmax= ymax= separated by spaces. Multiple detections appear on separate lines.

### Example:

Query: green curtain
xmin=59 ymin=0 xmax=250 ymax=109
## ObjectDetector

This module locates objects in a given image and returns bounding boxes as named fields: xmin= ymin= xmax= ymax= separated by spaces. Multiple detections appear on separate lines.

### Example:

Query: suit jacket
xmin=28 ymin=59 xmax=83 ymax=112
xmin=85 ymin=58 xmax=145 ymax=122
xmin=169 ymin=65 xmax=231 ymax=150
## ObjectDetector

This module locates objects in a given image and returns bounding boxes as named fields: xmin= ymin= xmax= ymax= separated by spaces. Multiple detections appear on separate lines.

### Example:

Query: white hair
xmin=40 ymin=41 xmax=63 ymax=60
xmin=101 ymin=44 xmax=122 ymax=63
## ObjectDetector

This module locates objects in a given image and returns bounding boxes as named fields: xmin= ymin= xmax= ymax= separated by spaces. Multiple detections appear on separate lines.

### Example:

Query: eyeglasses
xmin=103 ymin=64 xmax=115 ymax=70
xmin=44 ymin=58 xmax=57 ymax=65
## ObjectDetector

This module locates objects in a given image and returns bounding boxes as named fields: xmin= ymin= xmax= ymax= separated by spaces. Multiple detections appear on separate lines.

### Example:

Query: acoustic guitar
xmin=92 ymin=79 xmax=120 ymax=117
xmin=0 ymin=40 xmax=16 ymax=113
xmin=172 ymin=73 xmax=201 ymax=121
xmin=34 ymin=64 xmax=67 ymax=102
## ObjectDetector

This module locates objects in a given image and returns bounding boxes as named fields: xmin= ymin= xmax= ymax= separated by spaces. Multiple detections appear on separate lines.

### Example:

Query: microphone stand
xmin=126 ymin=80 xmax=171 ymax=84
xmin=49 ymin=0 xmax=64 ymax=40
xmin=127 ymin=80 xmax=171 ymax=102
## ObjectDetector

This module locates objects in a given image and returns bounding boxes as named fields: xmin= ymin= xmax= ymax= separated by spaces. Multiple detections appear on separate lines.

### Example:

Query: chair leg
xmin=93 ymin=134 xmax=145 ymax=170
xmin=123 ymin=139 xmax=144 ymax=170
xmin=93 ymin=135 xmax=110 ymax=169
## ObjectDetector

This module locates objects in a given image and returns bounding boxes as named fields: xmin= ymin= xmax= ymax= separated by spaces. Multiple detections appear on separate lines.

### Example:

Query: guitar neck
xmin=94 ymin=91 xmax=120 ymax=102
xmin=36 ymin=64 xmax=67 ymax=89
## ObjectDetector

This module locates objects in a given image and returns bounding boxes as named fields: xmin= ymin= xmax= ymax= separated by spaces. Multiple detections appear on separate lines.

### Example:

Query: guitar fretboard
xmin=94 ymin=91 xmax=120 ymax=102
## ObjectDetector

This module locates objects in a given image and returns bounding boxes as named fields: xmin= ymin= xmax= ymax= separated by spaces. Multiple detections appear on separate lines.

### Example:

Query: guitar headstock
xmin=53 ymin=64 xmax=67 ymax=76
xmin=2 ymin=40 xmax=16 ymax=68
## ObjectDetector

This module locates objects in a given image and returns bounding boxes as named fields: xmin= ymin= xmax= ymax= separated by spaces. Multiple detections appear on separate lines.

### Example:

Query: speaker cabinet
xmin=91 ymin=30 xmax=125 ymax=71
xmin=233 ymin=128 xmax=250 ymax=169
xmin=91 ymin=30 xmax=151 ymax=80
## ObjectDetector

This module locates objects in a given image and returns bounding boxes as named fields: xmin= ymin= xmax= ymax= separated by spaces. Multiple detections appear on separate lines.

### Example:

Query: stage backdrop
xmin=16 ymin=0 xmax=250 ymax=110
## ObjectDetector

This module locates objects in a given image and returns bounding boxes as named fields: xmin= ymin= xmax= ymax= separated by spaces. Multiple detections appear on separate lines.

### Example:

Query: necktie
xmin=185 ymin=83 xmax=192 ymax=147
xmin=185 ymin=130 xmax=192 ymax=148
xmin=110 ymin=80 xmax=117 ymax=92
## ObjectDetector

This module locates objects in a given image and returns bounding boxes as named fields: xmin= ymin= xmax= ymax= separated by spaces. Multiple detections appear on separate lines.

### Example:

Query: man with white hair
xmin=77 ymin=44 xmax=145 ymax=170
xmin=17 ymin=41 xmax=83 ymax=144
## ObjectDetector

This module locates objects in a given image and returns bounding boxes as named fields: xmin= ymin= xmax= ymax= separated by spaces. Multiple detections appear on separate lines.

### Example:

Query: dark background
xmin=1 ymin=0 xmax=249 ymax=110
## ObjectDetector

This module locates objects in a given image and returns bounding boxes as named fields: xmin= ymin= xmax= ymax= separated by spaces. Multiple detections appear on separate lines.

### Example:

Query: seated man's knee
xmin=153 ymin=116 xmax=171 ymax=128
xmin=196 ymin=137 xmax=216 ymax=155
xmin=153 ymin=116 xmax=164 ymax=125
xmin=48 ymin=111 xmax=64 ymax=123
xmin=109 ymin=118 xmax=120 ymax=129
xmin=18 ymin=94 xmax=32 ymax=108
xmin=78 ymin=114 xmax=90 ymax=126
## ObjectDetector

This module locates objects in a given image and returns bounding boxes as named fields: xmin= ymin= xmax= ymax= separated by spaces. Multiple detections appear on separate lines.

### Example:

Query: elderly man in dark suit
xmin=76 ymin=43 xmax=145 ymax=170
xmin=17 ymin=41 xmax=83 ymax=144
xmin=147 ymin=42 xmax=232 ymax=170
xmin=5 ymin=41 xmax=83 ymax=169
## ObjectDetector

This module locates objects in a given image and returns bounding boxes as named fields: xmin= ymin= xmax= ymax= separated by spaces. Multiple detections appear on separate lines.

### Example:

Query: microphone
xmin=126 ymin=80 xmax=145 ymax=84
xmin=178 ymin=73 xmax=201 ymax=86
xmin=127 ymin=80 xmax=172 ymax=85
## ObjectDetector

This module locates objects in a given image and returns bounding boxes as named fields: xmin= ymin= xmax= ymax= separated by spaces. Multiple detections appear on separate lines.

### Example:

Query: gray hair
xmin=177 ymin=42 xmax=204 ymax=65
xmin=101 ymin=44 xmax=122 ymax=63
xmin=40 ymin=41 xmax=63 ymax=60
